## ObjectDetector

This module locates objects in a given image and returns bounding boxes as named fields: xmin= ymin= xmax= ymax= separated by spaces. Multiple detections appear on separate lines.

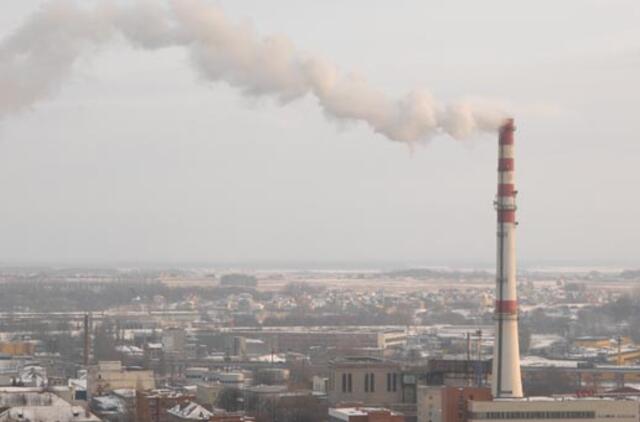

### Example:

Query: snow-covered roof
xmin=69 ymin=377 xmax=87 ymax=391
xmin=112 ymin=388 xmax=136 ymax=399
xmin=530 ymin=334 xmax=564 ymax=350
xmin=520 ymin=356 xmax=580 ymax=368
xmin=0 ymin=391 xmax=100 ymax=422
xmin=0 ymin=405 xmax=100 ymax=422
xmin=115 ymin=345 xmax=144 ymax=355
xmin=167 ymin=401 xmax=214 ymax=420
xmin=251 ymin=353 xmax=286 ymax=363
xmin=18 ymin=365 xmax=47 ymax=387
xmin=329 ymin=407 xmax=400 ymax=420
xmin=91 ymin=395 xmax=126 ymax=413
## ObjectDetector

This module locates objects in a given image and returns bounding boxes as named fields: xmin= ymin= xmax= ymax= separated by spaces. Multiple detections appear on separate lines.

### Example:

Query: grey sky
xmin=0 ymin=0 xmax=638 ymax=266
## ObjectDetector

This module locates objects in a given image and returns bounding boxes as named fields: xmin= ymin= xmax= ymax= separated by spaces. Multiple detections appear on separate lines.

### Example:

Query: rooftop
xmin=167 ymin=401 xmax=214 ymax=420
xmin=329 ymin=407 xmax=401 ymax=419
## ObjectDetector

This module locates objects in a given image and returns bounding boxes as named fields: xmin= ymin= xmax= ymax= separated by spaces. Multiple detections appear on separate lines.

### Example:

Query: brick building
xmin=136 ymin=389 xmax=195 ymax=422
xmin=416 ymin=386 xmax=491 ymax=422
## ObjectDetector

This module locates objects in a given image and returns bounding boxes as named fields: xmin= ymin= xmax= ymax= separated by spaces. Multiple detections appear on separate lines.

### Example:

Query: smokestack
xmin=491 ymin=118 xmax=523 ymax=398
xmin=83 ymin=313 xmax=90 ymax=367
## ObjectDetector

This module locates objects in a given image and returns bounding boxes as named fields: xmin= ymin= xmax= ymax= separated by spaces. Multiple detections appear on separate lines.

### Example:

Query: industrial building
xmin=87 ymin=361 xmax=155 ymax=397
xmin=522 ymin=361 xmax=640 ymax=392
xmin=468 ymin=398 xmax=639 ymax=422
xmin=194 ymin=327 xmax=407 ymax=354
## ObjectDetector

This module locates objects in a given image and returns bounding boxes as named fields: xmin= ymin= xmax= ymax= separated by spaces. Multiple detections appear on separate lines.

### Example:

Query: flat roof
xmin=329 ymin=407 xmax=398 ymax=418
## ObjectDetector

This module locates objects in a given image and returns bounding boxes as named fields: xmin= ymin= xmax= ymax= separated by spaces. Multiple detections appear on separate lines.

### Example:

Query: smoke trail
xmin=0 ymin=0 xmax=507 ymax=142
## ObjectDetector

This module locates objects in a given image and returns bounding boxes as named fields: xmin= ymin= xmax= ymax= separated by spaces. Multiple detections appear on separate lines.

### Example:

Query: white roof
xmin=112 ymin=388 xmax=136 ymax=399
xmin=520 ymin=356 xmax=580 ymax=368
xmin=0 ymin=391 xmax=100 ymax=421
xmin=329 ymin=407 xmax=398 ymax=420
xmin=167 ymin=401 xmax=214 ymax=420
xmin=251 ymin=353 xmax=286 ymax=363
xmin=0 ymin=406 xmax=100 ymax=422
xmin=115 ymin=345 xmax=143 ymax=355
xmin=91 ymin=395 xmax=125 ymax=413
xmin=69 ymin=377 xmax=87 ymax=391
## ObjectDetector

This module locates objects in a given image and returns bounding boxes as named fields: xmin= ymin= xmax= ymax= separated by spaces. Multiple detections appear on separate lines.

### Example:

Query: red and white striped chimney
xmin=491 ymin=118 xmax=523 ymax=398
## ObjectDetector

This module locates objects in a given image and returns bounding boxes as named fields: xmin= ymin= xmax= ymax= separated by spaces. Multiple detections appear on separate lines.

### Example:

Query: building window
xmin=342 ymin=373 xmax=353 ymax=393
xmin=365 ymin=373 xmax=375 ymax=393
xmin=386 ymin=373 xmax=397 ymax=392
xmin=471 ymin=411 xmax=596 ymax=420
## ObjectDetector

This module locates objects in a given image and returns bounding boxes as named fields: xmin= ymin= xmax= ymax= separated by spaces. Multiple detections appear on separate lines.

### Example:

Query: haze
xmin=0 ymin=0 xmax=638 ymax=267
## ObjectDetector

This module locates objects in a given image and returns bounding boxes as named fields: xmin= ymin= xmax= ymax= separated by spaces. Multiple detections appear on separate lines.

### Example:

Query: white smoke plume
xmin=0 ymin=0 xmax=507 ymax=142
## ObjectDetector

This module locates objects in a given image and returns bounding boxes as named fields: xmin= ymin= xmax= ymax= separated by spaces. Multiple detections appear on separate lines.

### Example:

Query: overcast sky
xmin=0 ymin=0 xmax=638 ymax=268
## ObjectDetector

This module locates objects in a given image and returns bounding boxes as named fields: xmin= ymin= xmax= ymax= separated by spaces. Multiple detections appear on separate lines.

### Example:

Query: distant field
xmin=159 ymin=272 xmax=637 ymax=293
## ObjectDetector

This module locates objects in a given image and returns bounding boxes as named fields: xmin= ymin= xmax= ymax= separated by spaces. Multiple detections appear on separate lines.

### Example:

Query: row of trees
xmin=220 ymin=274 xmax=258 ymax=288
xmin=0 ymin=279 xmax=270 ymax=312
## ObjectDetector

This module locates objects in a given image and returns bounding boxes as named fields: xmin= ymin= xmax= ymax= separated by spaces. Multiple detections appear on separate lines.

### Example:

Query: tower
xmin=83 ymin=312 xmax=91 ymax=367
xmin=491 ymin=118 xmax=523 ymax=398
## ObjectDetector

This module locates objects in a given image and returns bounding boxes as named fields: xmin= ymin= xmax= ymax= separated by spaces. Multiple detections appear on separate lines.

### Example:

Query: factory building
xmin=468 ymin=398 xmax=639 ymax=422
xmin=195 ymin=327 xmax=407 ymax=354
